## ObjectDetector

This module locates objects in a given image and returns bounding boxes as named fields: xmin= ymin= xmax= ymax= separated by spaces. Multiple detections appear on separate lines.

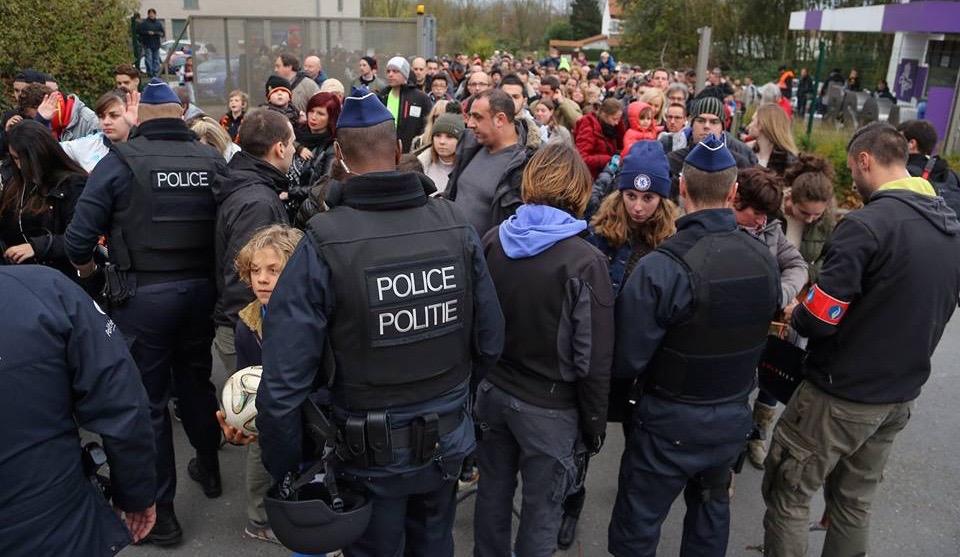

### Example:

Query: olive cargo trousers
xmin=762 ymin=380 xmax=912 ymax=557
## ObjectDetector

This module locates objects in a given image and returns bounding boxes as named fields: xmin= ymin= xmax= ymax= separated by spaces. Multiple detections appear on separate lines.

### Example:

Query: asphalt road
xmin=125 ymin=319 xmax=960 ymax=556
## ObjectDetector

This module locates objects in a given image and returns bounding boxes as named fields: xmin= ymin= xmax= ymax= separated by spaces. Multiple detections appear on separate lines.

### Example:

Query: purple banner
xmin=926 ymin=87 xmax=955 ymax=148
xmin=894 ymin=59 xmax=921 ymax=102
xmin=882 ymin=1 xmax=960 ymax=34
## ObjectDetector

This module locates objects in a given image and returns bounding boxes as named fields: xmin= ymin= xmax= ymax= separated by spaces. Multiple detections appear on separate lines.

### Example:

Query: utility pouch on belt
xmin=411 ymin=413 xmax=440 ymax=466
xmin=366 ymin=411 xmax=391 ymax=467
xmin=102 ymin=263 xmax=134 ymax=306
xmin=344 ymin=416 xmax=368 ymax=467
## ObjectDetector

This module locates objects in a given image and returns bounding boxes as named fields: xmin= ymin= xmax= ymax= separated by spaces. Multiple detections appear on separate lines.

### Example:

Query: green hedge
xmin=0 ymin=0 xmax=135 ymax=105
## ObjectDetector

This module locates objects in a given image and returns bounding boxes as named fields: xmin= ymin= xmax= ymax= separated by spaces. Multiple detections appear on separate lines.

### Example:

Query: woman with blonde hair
xmin=588 ymin=140 xmax=678 ymax=293
xmin=747 ymin=103 xmax=798 ymax=176
xmin=639 ymin=86 xmax=667 ymax=122
xmin=190 ymin=115 xmax=240 ymax=161
xmin=410 ymin=99 xmax=451 ymax=152
xmin=475 ymin=141 xmax=614 ymax=557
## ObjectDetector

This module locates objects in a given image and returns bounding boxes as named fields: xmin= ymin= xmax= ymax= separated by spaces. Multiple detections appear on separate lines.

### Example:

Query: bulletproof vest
xmin=110 ymin=136 xmax=219 ymax=273
xmin=306 ymin=198 xmax=475 ymax=411
xmin=645 ymin=227 xmax=780 ymax=404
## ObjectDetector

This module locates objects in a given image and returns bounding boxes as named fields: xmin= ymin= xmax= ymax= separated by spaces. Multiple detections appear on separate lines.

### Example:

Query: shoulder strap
xmin=923 ymin=156 xmax=938 ymax=181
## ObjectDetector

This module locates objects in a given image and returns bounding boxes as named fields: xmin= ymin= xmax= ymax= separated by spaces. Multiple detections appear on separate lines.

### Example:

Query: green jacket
xmin=786 ymin=214 xmax=836 ymax=284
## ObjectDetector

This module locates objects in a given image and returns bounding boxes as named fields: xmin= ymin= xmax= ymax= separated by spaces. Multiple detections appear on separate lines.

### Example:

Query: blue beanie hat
xmin=337 ymin=87 xmax=394 ymax=129
xmin=619 ymin=141 xmax=671 ymax=198
xmin=684 ymin=134 xmax=736 ymax=172
xmin=141 ymin=78 xmax=180 ymax=105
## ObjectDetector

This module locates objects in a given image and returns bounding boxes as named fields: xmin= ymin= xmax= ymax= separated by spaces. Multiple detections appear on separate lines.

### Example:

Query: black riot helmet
xmin=264 ymin=478 xmax=371 ymax=554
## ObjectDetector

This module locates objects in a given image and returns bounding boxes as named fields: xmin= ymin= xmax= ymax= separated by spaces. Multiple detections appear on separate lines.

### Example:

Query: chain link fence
xmin=184 ymin=16 xmax=424 ymax=115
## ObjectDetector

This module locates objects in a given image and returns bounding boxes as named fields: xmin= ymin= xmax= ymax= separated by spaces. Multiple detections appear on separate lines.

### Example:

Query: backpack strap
xmin=923 ymin=156 xmax=938 ymax=181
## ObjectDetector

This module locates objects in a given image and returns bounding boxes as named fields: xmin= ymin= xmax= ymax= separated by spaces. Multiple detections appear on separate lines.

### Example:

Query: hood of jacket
xmin=516 ymin=114 xmax=541 ymax=149
xmin=627 ymin=101 xmax=654 ymax=131
xmin=238 ymin=300 xmax=264 ymax=337
xmin=214 ymin=150 xmax=288 ymax=203
xmin=870 ymin=179 xmax=960 ymax=235
xmin=498 ymin=204 xmax=587 ymax=259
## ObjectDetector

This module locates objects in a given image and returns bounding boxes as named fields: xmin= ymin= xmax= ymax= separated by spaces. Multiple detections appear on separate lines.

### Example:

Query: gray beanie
xmin=432 ymin=113 xmax=465 ymax=139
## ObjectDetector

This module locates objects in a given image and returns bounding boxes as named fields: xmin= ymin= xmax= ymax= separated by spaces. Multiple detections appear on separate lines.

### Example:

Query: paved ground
xmin=125 ymin=319 xmax=960 ymax=556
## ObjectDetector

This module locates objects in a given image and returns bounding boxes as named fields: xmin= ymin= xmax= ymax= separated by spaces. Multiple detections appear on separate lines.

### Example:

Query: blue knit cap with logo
xmin=618 ymin=140 xmax=671 ymax=198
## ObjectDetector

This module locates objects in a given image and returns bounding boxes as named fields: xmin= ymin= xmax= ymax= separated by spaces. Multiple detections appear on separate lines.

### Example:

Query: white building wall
xmin=142 ymin=0 xmax=361 ymax=33
xmin=886 ymin=31 xmax=930 ymax=95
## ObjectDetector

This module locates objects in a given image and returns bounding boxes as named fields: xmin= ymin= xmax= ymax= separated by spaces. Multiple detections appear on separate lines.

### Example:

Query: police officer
xmin=607 ymin=135 xmax=781 ymax=556
xmin=256 ymin=90 xmax=505 ymax=556
xmin=762 ymin=123 xmax=960 ymax=556
xmin=65 ymin=78 xmax=228 ymax=545
xmin=0 ymin=265 xmax=156 ymax=556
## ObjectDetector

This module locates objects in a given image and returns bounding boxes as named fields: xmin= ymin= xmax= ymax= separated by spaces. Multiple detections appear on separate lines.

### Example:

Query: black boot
xmin=142 ymin=503 xmax=183 ymax=546
xmin=188 ymin=454 xmax=222 ymax=498
xmin=557 ymin=487 xmax=586 ymax=550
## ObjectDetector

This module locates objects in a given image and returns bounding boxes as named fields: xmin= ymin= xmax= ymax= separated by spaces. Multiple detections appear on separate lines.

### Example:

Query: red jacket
xmin=575 ymin=112 xmax=624 ymax=179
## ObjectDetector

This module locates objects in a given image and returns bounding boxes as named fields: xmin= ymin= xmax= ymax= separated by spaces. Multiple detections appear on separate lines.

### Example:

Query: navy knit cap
xmin=140 ymin=78 xmax=180 ymax=105
xmin=619 ymin=140 xmax=671 ymax=198
xmin=684 ymin=133 xmax=736 ymax=171
xmin=337 ymin=88 xmax=394 ymax=129
xmin=14 ymin=69 xmax=46 ymax=84
xmin=618 ymin=141 xmax=670 ymax=197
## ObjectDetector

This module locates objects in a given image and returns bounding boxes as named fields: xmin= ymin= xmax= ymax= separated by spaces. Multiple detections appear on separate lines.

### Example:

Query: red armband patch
xmin=802 ymin=284 xmax=850 ymax=326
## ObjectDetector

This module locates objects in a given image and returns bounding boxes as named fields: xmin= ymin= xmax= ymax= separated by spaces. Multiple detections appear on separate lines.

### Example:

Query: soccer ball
xmin=221 ymin=366 xmax=262 ymax=436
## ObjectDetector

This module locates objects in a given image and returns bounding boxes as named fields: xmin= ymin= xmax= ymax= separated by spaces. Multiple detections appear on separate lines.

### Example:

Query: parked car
xmin=194 ymin=57 xmax=240 ymax=101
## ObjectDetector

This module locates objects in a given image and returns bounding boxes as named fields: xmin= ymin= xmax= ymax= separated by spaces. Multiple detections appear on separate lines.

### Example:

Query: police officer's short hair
xmin=277 ymin=52 xmax=300 ymax=72
xmin=238 ymin=108 xmax=293 ymax=157
xmin=847 ymin=121 xmax=908 ymax=166
xmin=680 ymin=163 xmax=739 ymax=206
xmin=897 ymin=120 xmax=937 ymax=157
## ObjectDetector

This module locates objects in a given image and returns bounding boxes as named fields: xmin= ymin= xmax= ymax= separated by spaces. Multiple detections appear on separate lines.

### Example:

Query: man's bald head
xmin=411 ymin=57 xmax=428 ymax=85
xmin=303 ymin=55 xmax=323 ymax=79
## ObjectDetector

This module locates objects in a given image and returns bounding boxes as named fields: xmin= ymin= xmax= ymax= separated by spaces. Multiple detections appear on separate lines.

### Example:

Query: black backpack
xmin=922 ymin=157 xmax=960 ymax=218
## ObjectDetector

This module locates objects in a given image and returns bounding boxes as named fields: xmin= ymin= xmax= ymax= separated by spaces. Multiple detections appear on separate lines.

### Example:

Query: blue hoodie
xmin=498 ymin=204 xmax=587 ymax=259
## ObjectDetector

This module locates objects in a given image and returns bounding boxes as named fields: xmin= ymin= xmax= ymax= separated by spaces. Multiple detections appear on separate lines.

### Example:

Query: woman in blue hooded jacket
xmin=474 ymin=142 xmax=615 ymax=557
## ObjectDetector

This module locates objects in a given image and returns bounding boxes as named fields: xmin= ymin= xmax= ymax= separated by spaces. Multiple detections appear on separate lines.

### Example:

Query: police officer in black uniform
xmin=0 ymin=265 xmax=156 ymax=556
xmin=256 ymin=90 xmax=505 ymax=557
xmin=607 ymin=135 xmax=781 ymax=556
xmin=65 ymin=78 xmax=228 ymax=546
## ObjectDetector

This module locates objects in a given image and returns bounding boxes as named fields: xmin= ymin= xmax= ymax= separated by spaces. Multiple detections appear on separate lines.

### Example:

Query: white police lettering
xmin=368 ymin=262 xmax=462 ymax=340
xmin=378 ymin=299 xmax=458 ymax=336
xmin=375 ymin=266 xmax=456 ymax=302
xmin=154 ymin=170 xmax=211 ymax=188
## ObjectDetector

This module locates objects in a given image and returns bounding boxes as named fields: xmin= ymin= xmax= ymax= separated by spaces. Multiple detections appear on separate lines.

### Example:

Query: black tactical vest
xmin=646 ymin=227 xmax=780 ymax=404
xmin=109 ymin=137 xmax=220 ymax=273
xmin=306 ymin=198 xmax=475 ymax=411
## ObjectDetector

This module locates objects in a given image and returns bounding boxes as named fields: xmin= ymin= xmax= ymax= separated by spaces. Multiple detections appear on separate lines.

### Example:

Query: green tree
xmin=544 ymin=20 xmax=577 ymax=43
xmin=569 ymin=0 xmax=601 ymax=39
xmin=0 ymin=0 xmax=136 ymax=104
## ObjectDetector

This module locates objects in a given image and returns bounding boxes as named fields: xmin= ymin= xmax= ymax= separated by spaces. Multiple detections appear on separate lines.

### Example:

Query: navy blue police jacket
xmin=613 ymin=209 xmax=758 ymax=446
xmin=256 ymin=171 xmax=505 ymax=483
xmin=64 ymin=118 xmax=228 ymax=267
xmin=0 ymin=265 xmax=155 ymax=557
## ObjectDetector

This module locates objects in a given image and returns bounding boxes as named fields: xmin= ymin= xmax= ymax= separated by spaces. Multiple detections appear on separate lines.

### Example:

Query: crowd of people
xmin=3 ymin=39 xmax=960 ymax=557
